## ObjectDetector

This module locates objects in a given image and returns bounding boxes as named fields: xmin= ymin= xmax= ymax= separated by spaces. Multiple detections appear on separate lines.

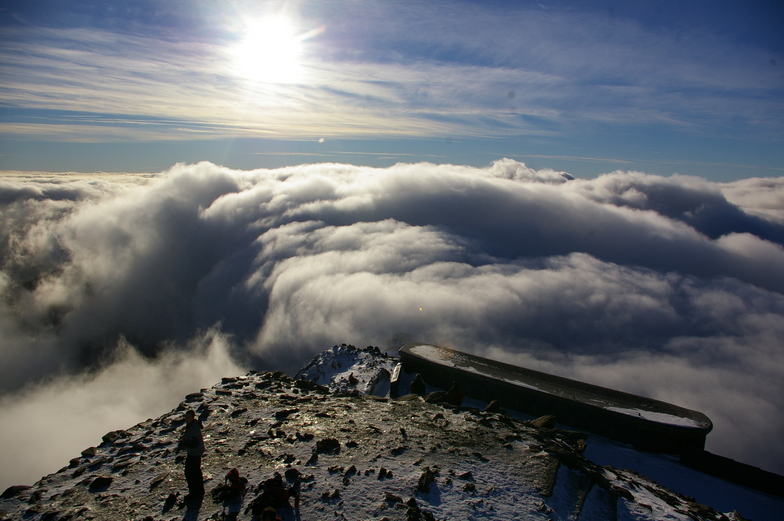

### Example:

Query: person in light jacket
xmin=178 ymin=409 xmax=205 ymax=500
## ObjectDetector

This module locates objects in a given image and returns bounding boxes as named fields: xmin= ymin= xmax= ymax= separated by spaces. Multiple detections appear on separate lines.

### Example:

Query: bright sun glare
xmin=232 ymin=16 xmax=306 ymax=84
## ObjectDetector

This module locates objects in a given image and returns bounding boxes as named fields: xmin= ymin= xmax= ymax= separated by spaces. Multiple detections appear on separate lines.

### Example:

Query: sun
xmin=232 ymin=16 xmax=305 ymax=84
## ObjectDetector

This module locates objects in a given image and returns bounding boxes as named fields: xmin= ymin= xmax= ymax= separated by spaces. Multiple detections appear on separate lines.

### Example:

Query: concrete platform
xmin=399 ymin=343 xmax=713 ymax=454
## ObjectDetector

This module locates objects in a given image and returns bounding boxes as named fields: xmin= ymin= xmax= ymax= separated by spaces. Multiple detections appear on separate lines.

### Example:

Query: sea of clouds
xmin=1 ymin=159 xmax=783 ymax=489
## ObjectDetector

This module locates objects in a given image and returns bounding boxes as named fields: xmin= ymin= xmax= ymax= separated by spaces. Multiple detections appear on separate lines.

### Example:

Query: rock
xmin=315 ymin=438 xmax=341 ymax=454
xmin=423 ymin=391 xmax=449 ymax=404
xmin=88 ymin=476 xmax=112 ymax=491
xmin=112 ymin=456 xmax=136 ymax=471
xmin=40 ymin=510 xmax=61 ymax=520
xmin=462 ymin=483 xmax=476 ymax=492
xmin=185 ymin=392 xmax=202 ymax=402
xmin=28 ymin=489 xmax=46 ymax=504
xmin=458 ymin=471 xmax=473 ymax=481
xmin=404 ymin=497 xmax=438 ymax=521
xmin=278 ymin=454 xmax=296 ymax=464
xmin=478 ymin=417 xmax=494 ymax=428
xmin=295 ymin=431 xmax=314 ymax=440
xmin=416 ymin=467 xmax=438 ymax=493
xmin=101 ymin=431 xmax=120 ymax=444
xmin=284 ymin=468 xmax=301 ymax=481
xmin=149 ymin=472 xmax=169 ymax=490
xmin=118 ymin=442 xmax=148 ymax=455
xmin=1 ymin=485 xmax=31 ymax=499
xmin=163 ymin=492 xmax=179 ymax=512
xmin=483 ymin=400 xmax=504 ymax=414
xmin=294 ymin=379 xmax=330 ymax=394
xmin=275 ymin=408 xmax=299 ymax=419
xmin=529 ymin=415 xmax=557 ymax=429
xmin=101 ymin=430 xmax=128 ymax=444
xmin=86 ymin=456 xmax=109 ymax=470
xmin=81 ymin=447 xmax=97 ymax=458
xmin=269 ymin=371 xmax=288 ymax=381
xmin=546 ymin=446 xmax=581 ymax=468
xmin=548 ymin=428 xmax=588 ymax=446
xmin=385 ymin=492 xmax=403 ymax=503
xmin=612 ymin=485 xmax=634 ymax=502
xmin=321 ymin=489 xmax=341 ymax=501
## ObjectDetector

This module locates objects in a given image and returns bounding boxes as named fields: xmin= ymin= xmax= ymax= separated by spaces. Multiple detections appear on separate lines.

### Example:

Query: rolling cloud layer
xmin=1 ymin=160 xmax=784 ymax=489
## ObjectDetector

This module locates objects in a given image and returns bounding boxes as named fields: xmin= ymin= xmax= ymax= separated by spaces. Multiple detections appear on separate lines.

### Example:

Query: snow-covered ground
xmin=306 ymin=344 xmax=784 ymax=521
xmin=1 ymin=344 xmax=781 ymax=521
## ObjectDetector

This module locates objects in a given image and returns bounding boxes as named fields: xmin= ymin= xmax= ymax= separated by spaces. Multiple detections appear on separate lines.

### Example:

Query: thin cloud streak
xmin=1 ymin=160 xmax=783 ymax=490
xmin=1 ymin=2 xmax=781 ymax=143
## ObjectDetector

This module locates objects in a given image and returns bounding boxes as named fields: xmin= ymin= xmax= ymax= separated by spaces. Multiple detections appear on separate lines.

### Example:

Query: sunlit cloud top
xmin=2 ymin=160 xmax=784 ymax=486
xmin=0 ymin=0 xmax=783 ymax=178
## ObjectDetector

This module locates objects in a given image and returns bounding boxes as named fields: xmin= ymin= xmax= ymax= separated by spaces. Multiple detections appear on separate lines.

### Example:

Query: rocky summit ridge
xmin=0 ymin=344 xmax=749 ymax=521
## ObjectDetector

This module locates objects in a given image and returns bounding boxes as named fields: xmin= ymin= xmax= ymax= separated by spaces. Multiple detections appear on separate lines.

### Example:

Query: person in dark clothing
xmin=260 ymin=506 xmax=282 ymax=521
xmin=246 ymin=471 xmax=300 ymax=516
xmin=177 ymin=409 xmax=205 ymax=500
xmin=410 ymin=373 xmax=426 ymax=395
xmin=447 ymin=381 xmax=464 ymax=406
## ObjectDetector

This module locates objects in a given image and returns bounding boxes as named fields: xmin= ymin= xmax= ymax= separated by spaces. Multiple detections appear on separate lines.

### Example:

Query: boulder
xmin=385 ymin=491 xmax=403 ymax=503
xmin=184 ymin=392 xmax=202 ymax=402
xmin=89 ymin=476 xmax=113 ymax=491
xmin=1 ymin=485 xmax=31 ymax=499
xmin=101 ymin=430 xmax=128 ymax=444
xmin=315 ymin=438 xmax=341 ymax=454
xmin=416 ymin=467 xmax=438 ymax=493
xmin=483 ymin=400 xmax=505 ymax=414
xmin=81 ymin=447 xmax=97 ymax=458
xmin=423 ymin=391 xmax=449 ymax=404
xmin=529 ymin=415 xmax=557 ymax=429
xmin=458 ymin=471 xmax=473 ymax=481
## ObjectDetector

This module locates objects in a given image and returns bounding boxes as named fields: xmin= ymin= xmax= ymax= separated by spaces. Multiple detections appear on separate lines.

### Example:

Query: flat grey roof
xmin=401 ymin=343 xmax=712 ymax=431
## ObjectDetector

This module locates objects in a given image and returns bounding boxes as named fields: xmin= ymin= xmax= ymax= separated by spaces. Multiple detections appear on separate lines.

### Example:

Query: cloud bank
xmin=1 ymin=160 xmax=784 ymax=488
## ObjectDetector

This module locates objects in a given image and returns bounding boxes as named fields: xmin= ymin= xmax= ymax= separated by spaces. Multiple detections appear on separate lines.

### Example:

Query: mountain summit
xmin=0 ymin=345 xmax=757 ymax=520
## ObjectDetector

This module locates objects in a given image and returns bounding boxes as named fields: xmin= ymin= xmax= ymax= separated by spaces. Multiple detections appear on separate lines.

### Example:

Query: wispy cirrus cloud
xmin=1 ymin=1 xmax=781 ymax=145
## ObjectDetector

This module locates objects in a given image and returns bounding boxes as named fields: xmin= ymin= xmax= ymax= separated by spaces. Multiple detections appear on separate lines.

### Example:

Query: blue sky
xmin=1 ymin=0 xmax=782 ymax=180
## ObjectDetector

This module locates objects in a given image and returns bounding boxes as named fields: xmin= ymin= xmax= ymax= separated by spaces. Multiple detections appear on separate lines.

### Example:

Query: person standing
xmin=447 ymin=381 xmax=464 ymax=406
xmin=410 ymin=373 xmax=426 ymax=396
xmin=178 ymin=409 xmax=205 ymax=500
xmin=260 ymin=507 xmax=282 ymax=521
